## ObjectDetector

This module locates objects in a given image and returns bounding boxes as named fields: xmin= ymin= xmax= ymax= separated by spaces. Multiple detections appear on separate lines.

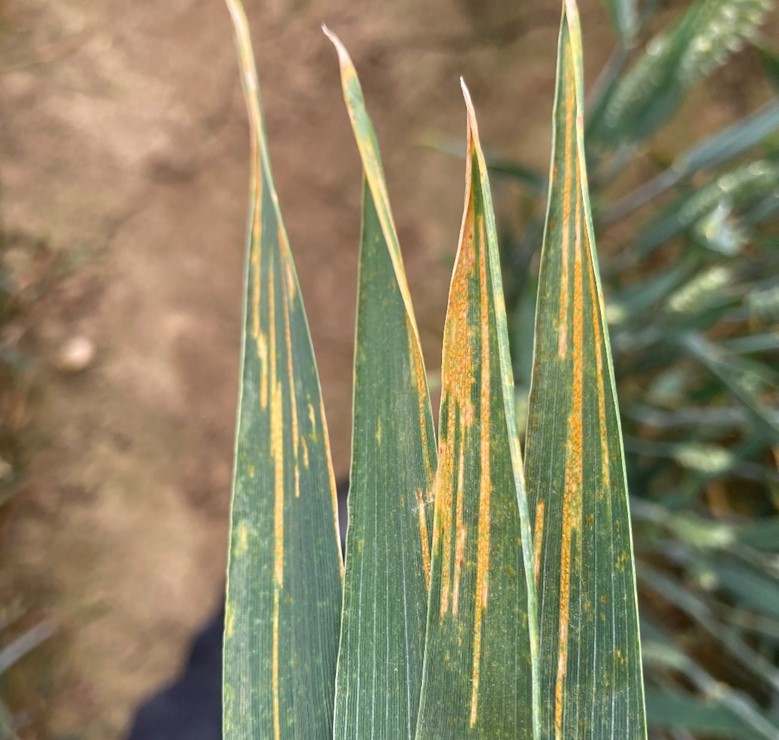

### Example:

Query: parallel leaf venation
xmin=326 ymin=32 xmax=437 ymax=740
xmin=524 ymin=4 xmax=646 ymax=738
xmin=415 ymin=83 xmax=538 ymax=740
xmin=224 ymin=3 xmax=343 ymax=738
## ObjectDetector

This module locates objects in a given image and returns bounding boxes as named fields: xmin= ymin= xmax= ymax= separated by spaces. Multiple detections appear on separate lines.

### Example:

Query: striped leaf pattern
xmin=223 ymin=3 xmax=343 ymax=737
xmin=414 ymin=82 xmax=539 ymax=739
xmin=325 ymin=32 xmax=438 ymax=739
xmin=222 ymin=1 xmax=648 ymax=737
xmin=524 ymin=3 xmax=646 ymax=738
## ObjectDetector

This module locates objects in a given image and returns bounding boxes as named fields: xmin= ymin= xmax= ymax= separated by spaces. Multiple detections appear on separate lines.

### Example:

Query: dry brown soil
xmin=0 ymin=0 xmax=768 ymax=737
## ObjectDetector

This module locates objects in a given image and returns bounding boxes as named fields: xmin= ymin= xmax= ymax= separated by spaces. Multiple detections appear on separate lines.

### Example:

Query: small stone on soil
xmin=54 ymin=336 xmax=96 ymax=373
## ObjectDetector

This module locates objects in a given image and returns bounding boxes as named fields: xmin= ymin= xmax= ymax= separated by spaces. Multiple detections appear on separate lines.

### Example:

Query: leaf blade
xmin=223 ymin=3 xmax=343 ymax=737
xmin=603 ymin=0 xmax=638 ymax=43
xmin=415 ymin=82 xmax=539 ymax=738
xmin=524 ymin=3 xmax=646 ymax=737
xmin=325 ymin=33 xmax=437 ymax=739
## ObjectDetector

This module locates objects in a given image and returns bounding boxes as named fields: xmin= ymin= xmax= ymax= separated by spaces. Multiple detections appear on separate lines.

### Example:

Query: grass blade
xmin=605 ymin=101 xmax=779 ymax=223
xmin=603 ymin=0 xmax=638 ymax=43
xmin=523 ymin=3 xmax=646 ymax=736
xmin=646 ymin=690 xmax=776 ymax=739
xmin=643 ymin=636 xmax=779 ymax=739
xmin=639 ymin=565 xmax=779 ymax=693
xmin=324 ymin=32 xmax=437 ymax=738
xmin=223 ymin=3 xmax=343 ymax=736
xmin=415 ymin=82 xmax=539 ymax=738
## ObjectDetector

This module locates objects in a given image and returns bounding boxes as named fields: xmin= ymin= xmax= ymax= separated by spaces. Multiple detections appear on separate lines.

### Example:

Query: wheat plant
xmin=222 ymin=0 xmax=646 ymax=737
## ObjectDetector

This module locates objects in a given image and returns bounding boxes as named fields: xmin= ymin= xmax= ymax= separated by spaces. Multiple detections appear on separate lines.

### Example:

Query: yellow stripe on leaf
xmin=524 ymin=2 xmax=646 ymax=737
xmin=415 ymin=81 xmax=539 ymax=739
xmin=223 ymin=3 xmax=343 ymax=738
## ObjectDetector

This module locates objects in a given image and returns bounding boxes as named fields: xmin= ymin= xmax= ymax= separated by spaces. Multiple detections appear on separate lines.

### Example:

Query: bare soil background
xmin=0 ymin=0 xmax=772 ymax=737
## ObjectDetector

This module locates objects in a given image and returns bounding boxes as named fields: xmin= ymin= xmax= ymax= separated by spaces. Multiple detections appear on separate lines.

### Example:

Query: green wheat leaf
xmin=524 ymin=2 xmax=646 ymax=736
xmin=603 ymin=0 xmax=638 ymax=43
xmin=324 ymin=31 xmax=438 ymax=739
xmin=223 ymin=3 xmax=343 ymax=737
xmin=414 ymin=81 xmax=539 ymax=739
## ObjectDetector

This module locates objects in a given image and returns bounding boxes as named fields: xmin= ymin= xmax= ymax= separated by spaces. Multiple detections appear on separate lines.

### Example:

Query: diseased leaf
xmin=324 ymin=31 xmax=437 ymax=739
xmin=415 ymin=81 xmax=539 ymax=739
xmin=223 ymin=3 xmax=343 ymax=737
xmin=523 ymin=3 xmax=646 ymax=737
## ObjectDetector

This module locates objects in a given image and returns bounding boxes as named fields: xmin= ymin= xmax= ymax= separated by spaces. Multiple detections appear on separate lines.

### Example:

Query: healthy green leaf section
xmin=223 ymin=3 xmax=343 ymax=737
xmin=603 ymin=0 xmax=638 ymax=43
xmin=415 ymin=83 xmax=538 ymax=739
xmin=325 ymin=33 xmax=437 ymax=739
xmin=524 ymin=3 xmax=645 ymax=737
xmin=646 ymin=691 xmax=775 ymax=739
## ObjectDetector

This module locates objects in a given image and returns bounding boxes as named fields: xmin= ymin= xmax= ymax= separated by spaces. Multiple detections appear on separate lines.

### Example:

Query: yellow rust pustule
xmin=416 ymin=487 xmax=431 ymax=590
xmin=267 ymin=251 xmax=285 ymax=592
xmin=280 ymin=247 xmax=300 ymax=499
xmin=407 ymin=320 xmax=435 ymax=484
xmin=555 ymin=168 xmax=584 ymax=738
xmin=556 ymin=46 xmax=577 ymax=361
xmin=435 ymin=414 xmax=455 ymax=619
xmin=319 ymin=395 xmax=342 ymax=576
xmin=451 ymin=438 xmax=467 ymax=616
xmin=533 ymin=500 xmax=545 ymax=584
xmin=225 ymin=606 xmax=235 ymax=639
xmin=236 ymin=521 xmax=250 ymax=556
xmin=470 ymin=210 xmax=492 ymax=727
xmin=586 ymin=245 xmax=611 ymax=490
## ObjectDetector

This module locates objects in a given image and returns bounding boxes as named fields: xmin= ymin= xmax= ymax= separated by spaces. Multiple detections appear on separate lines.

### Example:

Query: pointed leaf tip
xmin=224 ymin=1 xmax=343 ymax=735
xmin=321 ymin=23 xmax=336 ymax=44
xmin=459 ymin=79 xmax=484 ymax=152
xmin=416 ymin=68 xmax=539 ymax=739
xmin=322 ymin=24 xmax=352 ymax=70
xmin=523 ymin=5 xmax=646 ymax=736
xmin=460 ymin=78 xmax=474 ymax=115
xmin=328 ymin=39 xmax=437 ymax=738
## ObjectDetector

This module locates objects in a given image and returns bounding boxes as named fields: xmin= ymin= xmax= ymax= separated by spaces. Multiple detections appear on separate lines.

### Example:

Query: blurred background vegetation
xmin=0 ymin=0 xmax=777 ymax=737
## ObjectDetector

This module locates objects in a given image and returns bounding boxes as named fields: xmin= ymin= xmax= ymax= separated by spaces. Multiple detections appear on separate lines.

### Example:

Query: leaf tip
xmin=562 ymin=0 xmax=583 ymax=51
xmin=224 ymin=0 xmax=259 ymax=95
xmin=459 ymin=77 xmax=482 ymax=149
xmin=322 ymin=24 xmax=352 ymax=72
xmin=563 ymin=0 xmax=580 ymax=23
xmin=459 ymin=76 xmax=473 ymax=114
